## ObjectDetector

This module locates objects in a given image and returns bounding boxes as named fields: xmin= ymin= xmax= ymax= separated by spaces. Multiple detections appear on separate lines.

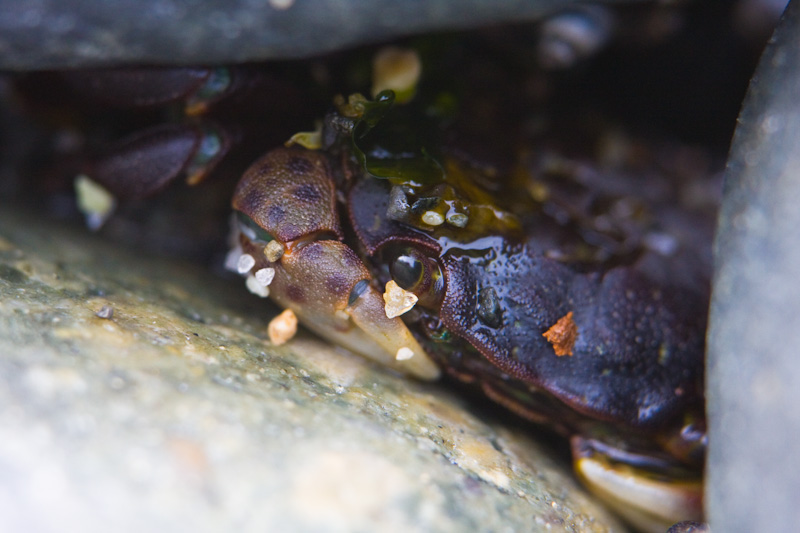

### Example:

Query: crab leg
xmin=572 ymin=437 xmax=703 ymax=532
xmin=84 ymin=122 xmax=230 ymax=199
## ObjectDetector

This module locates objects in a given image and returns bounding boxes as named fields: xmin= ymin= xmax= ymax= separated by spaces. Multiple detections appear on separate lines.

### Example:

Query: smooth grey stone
xmin=707 ymin=0 xmax=800 ymax=531
xmin=0 ymin=0 xmax=640 ymax=69
xmin=0 ymin=207 xmax=624 ymax=533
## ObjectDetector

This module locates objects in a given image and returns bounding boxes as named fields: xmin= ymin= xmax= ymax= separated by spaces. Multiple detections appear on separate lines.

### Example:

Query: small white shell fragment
xmin=395 ymin=347 xmax=414 ymax=361
xmin=446 ymin=212 xmax=469 ymax=228
xmin=255 ymin=267 xmax=276 ymax=287
xmin=421 ymin=211 xmax=445 ymax=226
xmin=95 ymin=305 xmax=114 ymax=319
xmin=237 ymin=253 xmax=256 ymax=274
xmin=268 ymin=309 xmax=298 ymax=345
xmin=264 ymin=240 xmax=285 ymax=262
xmin=383 ymin=280 xmax=418 ymax=318
xmin=245 ymin=275 xmax=270 ymax=298
xmin=74 ymin=174 xmax=116 ymax=230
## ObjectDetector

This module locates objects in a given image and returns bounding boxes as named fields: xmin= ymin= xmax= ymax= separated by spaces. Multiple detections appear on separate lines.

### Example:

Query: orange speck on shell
xmin=543 ymin=311 xmax=578 ymax=357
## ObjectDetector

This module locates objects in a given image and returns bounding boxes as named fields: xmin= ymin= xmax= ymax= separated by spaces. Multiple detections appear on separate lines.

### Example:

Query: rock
xmin=0 ymin=206 xmax=624 ymax=532
xmin=0 ymin=0 xmax=638 ymax=69
xmin=707 ymin=1 xmax=800 ymax=532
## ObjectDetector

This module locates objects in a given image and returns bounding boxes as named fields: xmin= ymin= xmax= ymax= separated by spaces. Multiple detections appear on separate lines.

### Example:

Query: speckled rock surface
xmin=0 ymin=207 xmax=624 ymax=533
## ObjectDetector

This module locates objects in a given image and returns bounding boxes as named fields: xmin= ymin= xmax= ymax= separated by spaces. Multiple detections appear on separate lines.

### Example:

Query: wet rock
xmin=0 ymin=0 xmax=634 ymax=69
xmin=707 ymin=1 xmax=800 ymax=532
xmin=0 ymin=207 xmax=623 ymax=532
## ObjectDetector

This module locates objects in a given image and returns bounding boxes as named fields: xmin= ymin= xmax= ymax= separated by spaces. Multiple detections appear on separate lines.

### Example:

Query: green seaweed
xmin=350 ymin=90 xmax=444 ymax=187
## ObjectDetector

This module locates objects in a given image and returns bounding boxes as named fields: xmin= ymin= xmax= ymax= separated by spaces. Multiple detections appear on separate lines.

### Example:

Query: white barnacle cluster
xmin=387 ymin=185 xmax=470 ymax=231
xmin=225 ymin=215 xmax=276 ymax=298
xmin=423 ymin=208 xmax=471 ymax=228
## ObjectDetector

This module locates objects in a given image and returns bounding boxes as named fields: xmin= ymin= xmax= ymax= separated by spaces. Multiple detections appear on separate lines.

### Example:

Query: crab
xmin=13 ymin=59 xmax=713 ymax=532
xmin=228 ymin=91 xmax=710 ymax=532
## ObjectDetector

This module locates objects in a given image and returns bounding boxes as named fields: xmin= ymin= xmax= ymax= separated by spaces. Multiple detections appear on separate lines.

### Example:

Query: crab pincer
xmin=231 ymin=146 xmax=440 ymax=380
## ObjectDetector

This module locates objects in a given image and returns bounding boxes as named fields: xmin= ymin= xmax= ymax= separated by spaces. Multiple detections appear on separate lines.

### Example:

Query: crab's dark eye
xmin=236 ymin=210 xmax=274 ymax=244
xmin=388 ymin=247 xmax=444 ymax=308
xmin=391 ymin=252 xmax=423 ymax=291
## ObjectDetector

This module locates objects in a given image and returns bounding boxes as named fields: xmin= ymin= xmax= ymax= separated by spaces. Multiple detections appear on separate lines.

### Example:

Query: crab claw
xmin=261 ymin=239 xmax=439 ymax=380
xmin=571 ymin=437 xmax=703 ymax=532
xmin=232 ymin=146 xmax=440 ymax=380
